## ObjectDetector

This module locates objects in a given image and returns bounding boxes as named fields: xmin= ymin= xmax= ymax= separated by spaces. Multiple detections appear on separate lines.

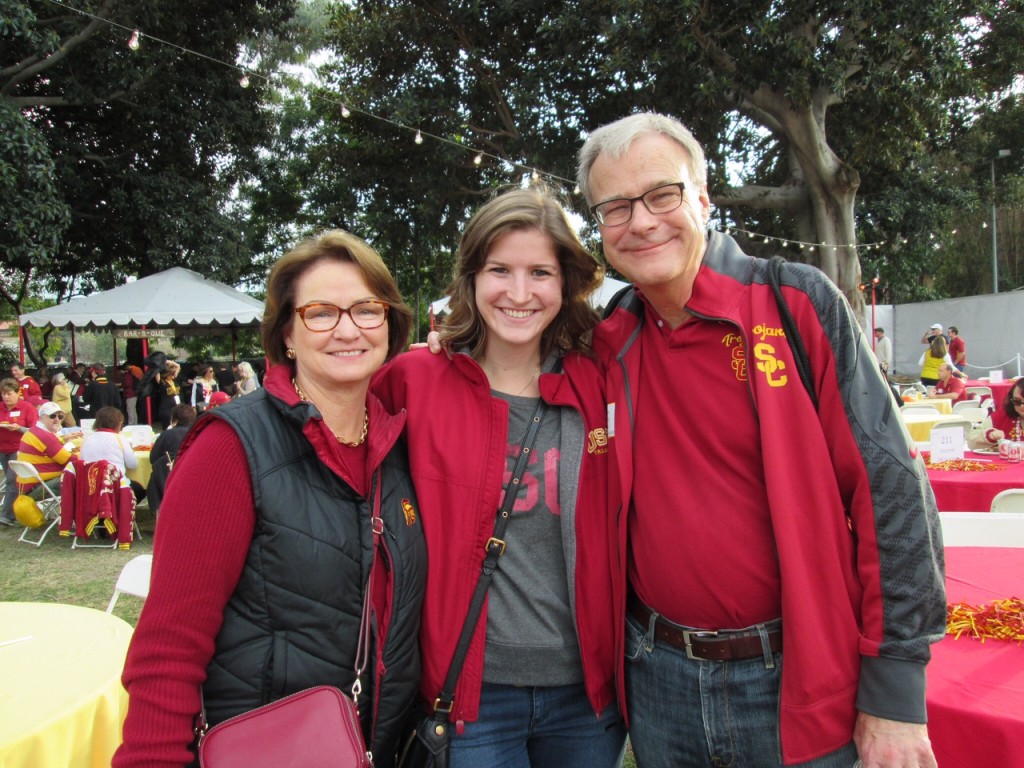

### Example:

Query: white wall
xmin=864 ymin=293 xmax=1024 ymax=380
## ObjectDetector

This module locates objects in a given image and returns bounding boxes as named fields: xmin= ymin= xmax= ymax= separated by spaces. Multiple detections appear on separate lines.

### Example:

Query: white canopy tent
xmin=19 ymin=267 xmax=264 ymax=333
xmin=428 ymin=275 xmax=631 ymax=317
xmin=18 ymin=267 xmax=265 ymax=367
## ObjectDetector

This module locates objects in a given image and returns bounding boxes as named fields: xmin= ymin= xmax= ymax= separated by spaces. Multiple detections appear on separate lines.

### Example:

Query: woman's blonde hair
xmin=262 ymin=230 xmax=412 ymax=366
xmin=441 ymin=188 xmax=602 ymax=361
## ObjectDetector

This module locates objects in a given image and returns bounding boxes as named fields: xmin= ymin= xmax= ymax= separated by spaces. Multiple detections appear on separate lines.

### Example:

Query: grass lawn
xmin=0 ymin=502 xmax=156 ymax=627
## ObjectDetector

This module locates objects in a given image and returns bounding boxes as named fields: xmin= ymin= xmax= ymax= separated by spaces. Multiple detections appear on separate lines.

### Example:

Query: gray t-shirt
xmin=483 ymin=392 xmax=584 ymax=686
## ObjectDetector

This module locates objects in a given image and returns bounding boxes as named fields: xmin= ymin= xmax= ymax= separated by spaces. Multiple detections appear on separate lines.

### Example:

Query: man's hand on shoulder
xmin=853 ymin=712 xmax=936 ymax=768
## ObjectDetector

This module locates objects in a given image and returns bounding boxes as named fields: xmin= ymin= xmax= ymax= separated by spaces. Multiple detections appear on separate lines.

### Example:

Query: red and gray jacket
xmin=373 ymin=348 xmax=621 ymax=726
xmin=593 ymin=231 xmax=946 ymax=765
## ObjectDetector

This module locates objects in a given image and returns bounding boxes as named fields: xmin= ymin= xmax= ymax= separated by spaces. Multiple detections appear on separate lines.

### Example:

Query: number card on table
xmin=930 ymin=425 xmax=965 ymax=462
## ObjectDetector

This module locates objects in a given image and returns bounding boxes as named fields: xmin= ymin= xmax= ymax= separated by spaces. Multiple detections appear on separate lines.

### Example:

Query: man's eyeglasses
xmin=590 ymin=182 xmax=689 ymax=227
xmin=295 ymin=300 xmax=390 ymax=332
xmin=1012 ymin=397 xmax=1024 ymax=407
xmin=48 ymin=413 xmax=65 ymax=420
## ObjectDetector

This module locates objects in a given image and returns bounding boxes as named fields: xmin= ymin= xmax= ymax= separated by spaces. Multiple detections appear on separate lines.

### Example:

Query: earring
xmin=286 ymin=348 xmax=296 ymax=360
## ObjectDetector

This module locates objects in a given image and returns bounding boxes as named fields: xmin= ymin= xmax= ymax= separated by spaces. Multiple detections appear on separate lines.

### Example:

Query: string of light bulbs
xmin=725 ymin=227 xmax=893 ymax=252
xmin=40 ymin=0 xmax=915 ymax=252
xmin=40 ymin=0 xmax=577 ymax=189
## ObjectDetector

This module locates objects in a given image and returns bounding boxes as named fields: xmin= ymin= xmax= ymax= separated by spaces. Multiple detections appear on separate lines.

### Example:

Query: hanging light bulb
xmin=239 ymin=74 xmax=250 ymax=88
xmin=573 ymin=185 xmax=581 ymax=195
xmin=128 ymin=29 xmax=141 ymax=50
xmin=473 ymin=153 xmax=483 ymax=166
xmin=341 ymin=104 xmax=351 ymax=118
xmin=414 ymin=130 xmax=423 ymax=145
xmin=531 ymin=169 xmax=539 ymax=181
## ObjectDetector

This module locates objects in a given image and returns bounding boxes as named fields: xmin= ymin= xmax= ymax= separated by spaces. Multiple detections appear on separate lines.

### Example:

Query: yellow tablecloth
xmin=127 ymin=451 xmax=151 ymax=489
xmin=902 ymin=399 xmax=953 ymax=414
xmin=901 ymin=412 xmax=961 ymax=442
xmin=0 ymin=602 xmax=133 ymax=768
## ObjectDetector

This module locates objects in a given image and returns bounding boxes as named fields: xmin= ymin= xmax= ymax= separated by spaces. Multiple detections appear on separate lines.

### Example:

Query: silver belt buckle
xmin=682 ymin=629 xmax=719 ymax=660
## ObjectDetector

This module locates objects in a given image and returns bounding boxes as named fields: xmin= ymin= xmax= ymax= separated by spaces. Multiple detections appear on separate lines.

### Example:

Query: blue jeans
xmin=625 ymin=613 xmax=859 ymax=768
xmin=1 ymin=451 xmax=17 ymax=521
xmin=449 ymin=682 xmax=626 ymax=768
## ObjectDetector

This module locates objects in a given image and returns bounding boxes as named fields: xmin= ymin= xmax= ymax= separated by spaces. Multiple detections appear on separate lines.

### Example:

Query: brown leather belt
xmin=628 ymin=598 xmax=782 ymax=661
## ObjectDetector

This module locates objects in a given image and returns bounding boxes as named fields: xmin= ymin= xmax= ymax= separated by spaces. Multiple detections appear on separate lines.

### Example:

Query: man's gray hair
xmin=576 ymin=112 xmax=708 ymax=204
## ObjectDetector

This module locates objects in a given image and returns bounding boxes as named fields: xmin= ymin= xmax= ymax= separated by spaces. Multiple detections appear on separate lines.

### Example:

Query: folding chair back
xmin=106 ymin=554 xmax=153 ymax=612
xmin=9 ymin=460 xmax=61 ymax=547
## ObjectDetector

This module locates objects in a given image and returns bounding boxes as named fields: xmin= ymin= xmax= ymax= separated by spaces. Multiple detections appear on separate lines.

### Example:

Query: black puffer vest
xmin=197 ymin=389 xmax=426 ymax=765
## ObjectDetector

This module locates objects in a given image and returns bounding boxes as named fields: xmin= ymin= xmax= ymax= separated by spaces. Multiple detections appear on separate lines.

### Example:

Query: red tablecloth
xmin=927 ymin=547 xmax=1024 ymax=767
xmin=966 ymin=378 xmax=1017 ymax=408
xmin=927 ymin=454 xmax=1024 ymax=512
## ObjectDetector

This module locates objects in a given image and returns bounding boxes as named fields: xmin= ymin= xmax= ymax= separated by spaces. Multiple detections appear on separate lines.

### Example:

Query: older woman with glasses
xmin=969 ymin=378 xmax=1024 ymax=449
xmin=114 ymin=230 xmax=426 ymax=768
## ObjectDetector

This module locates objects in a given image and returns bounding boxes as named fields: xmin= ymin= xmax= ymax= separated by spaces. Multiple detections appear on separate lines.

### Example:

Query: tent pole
xmin=17 ymin=325 xmax=25 ymax=366
xmin=142 ymin=330 xmax=152 ymax=426
xmin=71 ymin=328 xmax=78 ymax=366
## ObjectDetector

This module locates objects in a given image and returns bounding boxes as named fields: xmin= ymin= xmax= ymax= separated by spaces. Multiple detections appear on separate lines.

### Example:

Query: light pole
xmin=991 ymin=149 xmax=1011 ymax=294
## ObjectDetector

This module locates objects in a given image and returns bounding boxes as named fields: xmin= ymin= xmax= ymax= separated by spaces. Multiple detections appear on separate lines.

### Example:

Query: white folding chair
xmin=928 ymin=418 xmax=972 ymax=442
xmin=940 ymin=511 xmax=1024 ymax=547
xmin=9 ymin=461 xmax=61 ymax=547
xmin=951 ymin=401 xmax=987 ymax=421
xmin=966 ymin=386 xmax=993 ymax=403
xmin=990 ymin=489 xmax=1024 ymax=514
xmin=106 ymin=554 xmax=153 ymax=613
xmin=900 ymin=404 xmax=941 ymax=416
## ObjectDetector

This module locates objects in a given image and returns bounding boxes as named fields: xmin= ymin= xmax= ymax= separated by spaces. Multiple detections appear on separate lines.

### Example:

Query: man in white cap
xmin=16 ymin=401 xmax=74 ymax=500
xmin=920 ymin=323 xmax=949 ymax=344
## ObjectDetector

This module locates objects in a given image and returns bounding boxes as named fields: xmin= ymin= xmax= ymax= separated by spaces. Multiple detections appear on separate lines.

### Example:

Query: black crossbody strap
xmin=767 ymin=256 xmax=818 ymax=411
xmin=432 ymin=394 xmax=550 ymax=714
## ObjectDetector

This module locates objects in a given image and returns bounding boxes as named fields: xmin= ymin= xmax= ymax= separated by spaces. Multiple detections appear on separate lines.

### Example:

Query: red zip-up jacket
xmin=373 ymin=348 xmax=621 ymax=726
xmin=592 ymin=232 xmax=946 ymax=765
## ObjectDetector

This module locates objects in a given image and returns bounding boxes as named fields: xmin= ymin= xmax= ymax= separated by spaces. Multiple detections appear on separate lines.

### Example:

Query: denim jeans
xmin=1 ymin=451 xmax=18 ymax=521
xmin=448 ymin=682 xmax=626 ymax=768
xmin=625 ymin=613 xmax=859 ymax=768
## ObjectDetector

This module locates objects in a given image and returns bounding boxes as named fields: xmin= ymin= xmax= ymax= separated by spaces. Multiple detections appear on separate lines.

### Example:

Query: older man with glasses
xmin=16 ymin=401 xmax=75 ymax=501
xmin=580 ymin=113 xmax=943 ymax=768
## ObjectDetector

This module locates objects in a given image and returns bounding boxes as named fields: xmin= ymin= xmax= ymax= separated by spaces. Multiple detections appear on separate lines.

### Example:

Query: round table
xmin=900 ymin=412 xmax=962 ymax=442
xmin=0 ymin=602 xmax=133 ymax=768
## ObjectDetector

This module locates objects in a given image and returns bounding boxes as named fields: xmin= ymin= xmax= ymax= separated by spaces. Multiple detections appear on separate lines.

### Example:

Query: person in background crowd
xmin=968 ymin=378 xmax=1024 ymax=450
xmin=147 ymin=403 xmax=197 ymax=515
xmin=68 ymin=363 xmax=89 ymax=424
xmin=38 ymin=369 xmax=54 ymax=400
xmin=120 ymin=363 xmax=141 ymax=425
xmin=215 ymin=361 xmax=237 ymax=398
xmin=206 ymin=391 xmax=231 ymax=409
xmin=927 ymin=363 xmax=968 ymax=404
xmin=873 ymin=327 xmax=893 ymax=379
xmin=0 ymin=380 xmax=37 ymax=526
xmin=16 ymin=401 xmax=74 ymax=499
xmin=51 ymin=372 xmax=76 ymax=427
xmin=10 ymin=364 xmax=42 ymax=403
xmin=114 ymin=230 xmax=426 ymax=768
xmin=947 ymin=326 xmax=966 ymax=372
xmin=235 ymin=361 xmax=261 ymax=396
xmin=376 ymin=188 xmax=626 ymax=768
xmin=155 ymin=360 xmax=182 ymax=430
xmin=577 ymin=112 xmax=943 ymax=767
xmin=920 ymin=323 xmax=948 ymax=345
xmin=79 ymin=406 xmax=145 ymax=502
xmin=918 ymin=335 xmax=954 ymax=387
xmin=84 ymin=365 xmax=123 ymax=415
xmin=190 ymin=366 xmax=220 ymax=413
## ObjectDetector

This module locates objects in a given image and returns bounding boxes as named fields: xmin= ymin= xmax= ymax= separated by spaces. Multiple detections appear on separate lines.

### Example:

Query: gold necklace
xmin=292 ymin=378 xmax=369 ymax=447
